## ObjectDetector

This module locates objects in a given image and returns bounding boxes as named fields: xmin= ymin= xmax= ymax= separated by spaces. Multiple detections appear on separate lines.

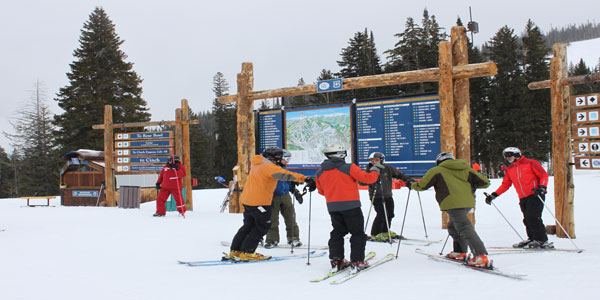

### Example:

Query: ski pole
xmin=291 ymin=184 xmax=295 ymax=254
xmin=484 ymin=192 xmax=524 ymax=241
xmin=439 ymin=233 xmax=450 ymax=255
xmin=535 ymin=193 xmax=581 ymax=252
xmin=416 ymin=191 xmax=428 ymax=238
xmin=306 ymin=190 xmax=312 ymax=265
xmin=378 ymin=181 xmax=393 ymax=246
xmin=395 ymin=189 xmax=411 ymax=259
xmin=364 ymin=183 xmax=377 ymax=232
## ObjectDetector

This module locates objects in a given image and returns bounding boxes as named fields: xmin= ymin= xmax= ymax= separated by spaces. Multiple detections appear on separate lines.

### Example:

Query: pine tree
xmin=188 ymin=110 xmax=218 ymax=188
xmin=53 ymin=7 xmax=150 ymax=153
xmin=211 ymin=72 xmax=237 ymax=179
xmin=485 ymin=26 xmax=528 ymax=162
xmin=4 ymin=82 xmax=59 ymax=196
xmin=521 ymin=20 xmax=551 ymax=161
xmin=0 ymin=147 xmax=15 ymax=198
xmin=336 ymin=28 xmax=382 ymax=100
xmin=570 ymin=59 xmax=599 ymax=94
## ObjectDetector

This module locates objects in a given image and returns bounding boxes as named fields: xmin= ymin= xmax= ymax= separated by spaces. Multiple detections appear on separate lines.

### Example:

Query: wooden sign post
xmin=219 ymin=26 xmax=497 ymax=216
xmin=93 ymin=100 xmax=198 ymax=210
xmin=529 ymin=44 xmax=600 ymax=238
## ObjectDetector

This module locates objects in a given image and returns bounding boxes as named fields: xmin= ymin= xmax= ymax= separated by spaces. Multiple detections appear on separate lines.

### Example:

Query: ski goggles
xmin=503 ymin=151 xmax=518 ymax=158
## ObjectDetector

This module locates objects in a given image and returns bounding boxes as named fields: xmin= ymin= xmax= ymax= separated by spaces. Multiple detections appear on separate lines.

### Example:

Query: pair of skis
xmin=179 ymin=250 xmax=327 ymax=267
xmin=220 ymin=240 xmax=328 ymax=250
xmin=415 ymin=248 xmax=526 ymax=280
xmin=219 ymin=175 xmax=238 ymax=213
xmin=310 ymin=252 xmax=396 ymax=284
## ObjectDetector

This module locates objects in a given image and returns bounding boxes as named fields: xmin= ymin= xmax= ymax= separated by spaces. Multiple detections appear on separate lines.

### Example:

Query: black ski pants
xmin=231 ymin=205 xmax=272 ymax=253
xmin=328 ymin=207 xmax=367 ymax=262
xmin=371 ymin=196 xmax=394 ymax=236
xmin=519 ymin=194 xmax=548 ymax=242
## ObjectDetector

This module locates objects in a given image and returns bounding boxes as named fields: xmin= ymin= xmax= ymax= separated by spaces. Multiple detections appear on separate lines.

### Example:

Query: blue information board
xmin=258 ymin=110 xmax=284 ymax=155
xmin=355 ymin=95 xmax=440 ymax=176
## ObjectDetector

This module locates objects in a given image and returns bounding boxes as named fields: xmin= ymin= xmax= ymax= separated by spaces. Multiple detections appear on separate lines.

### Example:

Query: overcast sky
xmin=1 ymin=0 xmax=598 ymax=153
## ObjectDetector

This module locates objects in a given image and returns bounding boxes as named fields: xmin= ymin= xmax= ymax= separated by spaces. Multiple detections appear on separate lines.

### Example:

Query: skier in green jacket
xmin=410 ymin=152 xmax=492 ymax=269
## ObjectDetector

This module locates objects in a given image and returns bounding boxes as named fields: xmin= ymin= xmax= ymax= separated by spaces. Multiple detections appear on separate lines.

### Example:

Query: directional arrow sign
xmin=574 ymin=156 xmax=600 ymax=170
xmin=571 ymin=93 xmax=600 ymax=108
xmin=572 ymin=109 xmax=600 ymax=124
xmin=572 ymin=125 xmax=600 ymax=139
xmin=579 ymin=143 xmax=588 ymax=152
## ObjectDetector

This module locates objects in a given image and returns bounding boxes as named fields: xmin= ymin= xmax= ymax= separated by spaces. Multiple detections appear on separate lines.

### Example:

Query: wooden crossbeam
xmin=218 ymin=62 xmax=497 ymax=103
xmin=529 ymin=72 xmax=600 ymax=90
xmin=92 ymin=120 xmax=199 ymax=130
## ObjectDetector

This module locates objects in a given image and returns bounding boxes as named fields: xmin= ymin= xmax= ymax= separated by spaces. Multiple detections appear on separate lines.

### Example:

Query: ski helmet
xmin=263 ymin=147 xmax=284 ymax=162
xmin=168 ymin=155 xmax=181 ymax=164
xmin=502 ymin=147 xmax=521 ymax=159
xmin=324 ymin=144 xmax=347 ymax=159
xmin=282 ymin=149 xmax=292 ymax=162
xmin=368 ymin=152 xmax=385 ymax=163
xmin=435 ymin=152 xmax=454 ymax=165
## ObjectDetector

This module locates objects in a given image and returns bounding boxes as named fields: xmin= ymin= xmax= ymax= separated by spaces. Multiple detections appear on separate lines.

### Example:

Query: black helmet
xmin=168 ymin=155 xmax=181 ymax=164
xmin=435 ymin=152 xmax=454 ymax=165
xmin=263 ymin=147 xmax=284 ymax=162
xmin=369 ymin=152 xmax=385 ymax=163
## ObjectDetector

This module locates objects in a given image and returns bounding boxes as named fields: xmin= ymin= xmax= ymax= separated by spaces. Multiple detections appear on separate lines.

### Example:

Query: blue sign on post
xmin=317 ymin=78 xmax=343 ymax=93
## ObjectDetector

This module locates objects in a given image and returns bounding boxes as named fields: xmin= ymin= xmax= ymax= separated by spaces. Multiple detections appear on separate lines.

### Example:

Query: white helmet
xmin=435 ymin=152 xmax=454 ymax=165
xmin=324 ymin=144 xmax=347 ymax=159
xmin=502 ymin=147 xmax=521 ymax=159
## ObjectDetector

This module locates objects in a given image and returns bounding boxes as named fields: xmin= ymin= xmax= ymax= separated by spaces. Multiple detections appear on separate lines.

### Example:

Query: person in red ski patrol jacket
xmin=485 ymin=147 xmax=553 ymax=249
xmin=154 ymin=155 xmax=186 ymax=217
xmin=315 ymin=144 xmax=381 ymax=275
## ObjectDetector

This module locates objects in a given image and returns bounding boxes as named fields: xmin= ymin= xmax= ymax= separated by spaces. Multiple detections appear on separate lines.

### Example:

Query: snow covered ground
xmin=1 ymin=170 xmax=599 ymax=300
xmin=568 ymin=37 xmax=600 ymax=68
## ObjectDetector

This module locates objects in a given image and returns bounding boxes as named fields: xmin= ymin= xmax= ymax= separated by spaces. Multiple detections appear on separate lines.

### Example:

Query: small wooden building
xmin=60 ymin=150 xmax=106 ymax=206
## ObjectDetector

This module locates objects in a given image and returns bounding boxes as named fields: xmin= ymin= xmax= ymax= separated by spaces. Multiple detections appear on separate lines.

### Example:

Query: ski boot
xmin=238 ymin=252 xmax=272 ymax=261
xmin=527 ymin=240 xmax=555 ymax=249
xmin=467 ymin=254 xmax=493 ymax=269
xmin=152 ymin=213 xmax=165 ymax=217
xmin=329 ymin=258 xmax=350 ymax=273
xmin=512 ymin=239 xmax=531 ymax=248
xmin=264 ymin=241 xmax=278 ymax=249
xmin=349 ymin=260 xmax=370 ymax=274
xmin=445 ymin=252 xmax=468 ymax=261
xmin=223 ymin=250 xmax=242 ymax=261
xmin=288 ymin=240 xmax=302 ymax=247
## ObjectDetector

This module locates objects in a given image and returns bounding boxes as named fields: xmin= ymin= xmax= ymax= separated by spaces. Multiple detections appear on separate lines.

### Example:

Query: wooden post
xmin=175 ymin=109 xmax=183 ymax=159
xmin=438 ymin=41 xmax=455 ymax=157
xmin=451 ymin=26 xmax=471 ymax=163
xmin=103 ymin=105 xmax=116 ymax=207
xmin=181 ymin=99 xmax=193 ymax=211
xmin=550 ymin=44 xmax=575 ymax=238
xmin=230 ymin=62 xmax=255 ymax=213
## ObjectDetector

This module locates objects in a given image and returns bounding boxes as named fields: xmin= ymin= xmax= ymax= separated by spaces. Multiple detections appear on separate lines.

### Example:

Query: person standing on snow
xmin=484 ymin=147 xmax=552 ymax=249
xmin=264 ymin=149 xmax=303 ymax=248
xmin=361 ymin=152 xmax=415 ymax=241
xmin=410 ymin=152 xmax=492 ymax=268
xmin=154 ymin=155 xmax=186 ymax=217
xmin=228 ymin=147 xmax=309 ymax=261
xmin=315 ymin=144 xmax=381 ymax=274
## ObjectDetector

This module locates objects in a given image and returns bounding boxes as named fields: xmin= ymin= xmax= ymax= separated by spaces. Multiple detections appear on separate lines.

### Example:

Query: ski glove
xmin=292 ymin=189 xmax=304 ymax=204
xmin=156 ymin=183 xmax=161 ymax=190
xmin=304 ymin=177 xmax=317 ymax=192
xmin=532 ymin=185 xmax=547 ymax=196
xmin=485 ymin=192 xmax=497 ymax=205
xmin=370 ymin=163 xmax=384 ymax=174
xmin=405 ymin=178 xmax=416 ymax=190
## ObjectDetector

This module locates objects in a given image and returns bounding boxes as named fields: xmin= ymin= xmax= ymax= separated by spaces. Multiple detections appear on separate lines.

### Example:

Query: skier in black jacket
xmin=361 ymin=152 xmax=415 ymax=241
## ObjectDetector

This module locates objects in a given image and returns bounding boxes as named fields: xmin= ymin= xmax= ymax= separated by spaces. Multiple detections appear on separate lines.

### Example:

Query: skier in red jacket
xmin=485 ymin=147 xmax=553 ymax=249
xmin=154 ymin=155 xmax=186 ymax=217
xmin=315 ymin=144 xmax=381 ymax=274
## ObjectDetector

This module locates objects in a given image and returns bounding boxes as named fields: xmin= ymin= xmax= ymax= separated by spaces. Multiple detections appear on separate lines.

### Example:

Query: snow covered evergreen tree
xmin=211 ymin=72 xmax=237 ymax=178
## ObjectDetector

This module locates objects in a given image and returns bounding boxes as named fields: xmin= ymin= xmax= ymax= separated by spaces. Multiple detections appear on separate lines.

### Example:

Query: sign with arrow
xmin=574 ymin=156 xmax=600 ymax=169
xmin=572 ymin=125 xmax=600 ymax=139
xmin=571 ymin=93 xmax=599 ymax=109
xmin=571 ymin=109 xmax=600 ymax=124
xmin=574 ymin=142 xmax=600 ymax=154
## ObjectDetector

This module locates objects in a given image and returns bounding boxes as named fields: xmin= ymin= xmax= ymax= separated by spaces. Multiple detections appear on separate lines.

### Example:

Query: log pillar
xmin=181 ymin=99 xmax=193 ymax=211
xmin=103 ymin=105 xmax=116 ymax=207
xmin=230 ymin=62 xmax=255 ymax=213
xmin=550 ymin=44 xmax=575 ymax=238
xmin=451 ymin=26 xmax=471 ymax=163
